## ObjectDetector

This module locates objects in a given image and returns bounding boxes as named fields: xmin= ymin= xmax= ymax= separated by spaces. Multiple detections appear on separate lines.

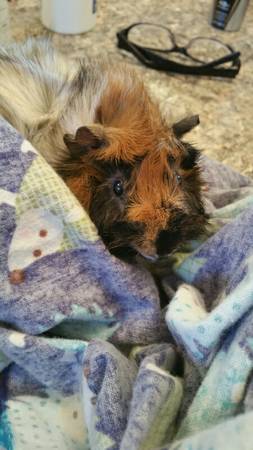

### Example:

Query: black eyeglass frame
xmin=116 ymin=22 xmax=241 ymax=78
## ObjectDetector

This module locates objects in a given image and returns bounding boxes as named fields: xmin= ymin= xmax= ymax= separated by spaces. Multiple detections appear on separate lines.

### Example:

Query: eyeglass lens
xmin=186 ymin=38 xmax=232 ymax=63
xmin=128 ymin=24 xmax=231 ymax=65
xmin=128 ymin=23 xmax=175 ymax=51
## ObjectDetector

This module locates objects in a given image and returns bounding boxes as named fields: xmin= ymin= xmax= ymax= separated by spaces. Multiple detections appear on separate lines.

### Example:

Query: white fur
xmin=0 ymin=38 xmax=108 ymax=167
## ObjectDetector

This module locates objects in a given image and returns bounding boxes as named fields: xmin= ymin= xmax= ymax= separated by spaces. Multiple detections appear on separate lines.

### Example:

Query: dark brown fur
xmin=0 ymin=38 xmax=206 ymax=262
xmin=61 ymin=74 xmax=207 ymax=261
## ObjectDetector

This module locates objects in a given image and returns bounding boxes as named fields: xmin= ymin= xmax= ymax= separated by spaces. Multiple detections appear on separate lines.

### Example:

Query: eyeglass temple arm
xmin=203 ymin=51 xmax=241 ymax=68
xmin=117 ymin=32 xmax=241 ymax=78
xmin=118 ymin=31 xmax=240 ymax=67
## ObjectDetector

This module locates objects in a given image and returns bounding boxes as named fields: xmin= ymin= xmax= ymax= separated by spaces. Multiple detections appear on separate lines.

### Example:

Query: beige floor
xmin=8 ymin=0 xmax=253 ymax=177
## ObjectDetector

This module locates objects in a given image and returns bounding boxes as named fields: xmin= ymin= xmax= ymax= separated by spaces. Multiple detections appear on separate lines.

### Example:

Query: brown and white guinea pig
xmin=0 ymin=38 xmax=207 ymax=262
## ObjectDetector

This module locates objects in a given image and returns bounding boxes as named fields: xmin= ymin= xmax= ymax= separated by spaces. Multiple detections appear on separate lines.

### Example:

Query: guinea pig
xmin=0 ymin=38 xmax=207 ymax=262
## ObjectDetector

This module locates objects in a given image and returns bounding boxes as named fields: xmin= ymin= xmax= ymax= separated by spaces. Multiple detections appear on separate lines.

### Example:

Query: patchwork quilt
xmin=0 ymin=117 xmax=253 ymax=450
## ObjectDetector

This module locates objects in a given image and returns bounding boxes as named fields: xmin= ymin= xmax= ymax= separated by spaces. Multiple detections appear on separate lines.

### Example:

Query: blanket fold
xmin=0 ymin=118 xmax=253 ymax=450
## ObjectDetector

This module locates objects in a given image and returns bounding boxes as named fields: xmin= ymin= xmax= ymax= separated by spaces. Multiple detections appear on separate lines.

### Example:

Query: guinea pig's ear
xmin=172 ymin=115 xmax=200 ymax=138
xmin=63 ymin=126 xmax=107 ymax=158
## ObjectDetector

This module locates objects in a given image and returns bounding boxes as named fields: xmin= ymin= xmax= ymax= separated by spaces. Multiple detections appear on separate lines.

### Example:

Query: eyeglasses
xmin=116 ymin=22 xmax=241 ymax=78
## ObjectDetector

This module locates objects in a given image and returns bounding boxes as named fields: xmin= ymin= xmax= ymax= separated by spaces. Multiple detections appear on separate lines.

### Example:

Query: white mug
xmin=41 ymin=0 xmax=96 ymax=34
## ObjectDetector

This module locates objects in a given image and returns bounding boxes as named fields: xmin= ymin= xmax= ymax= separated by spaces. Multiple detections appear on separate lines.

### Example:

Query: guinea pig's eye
xmin=176 ymin=173 xmax=182 ymax=184
xmin=113 ymin=179 xmax=124 ymax=196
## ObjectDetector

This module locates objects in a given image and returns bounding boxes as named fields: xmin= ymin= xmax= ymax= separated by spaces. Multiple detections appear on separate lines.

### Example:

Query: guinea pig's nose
xmin=156 ymin=229 xmax=182 ymax=256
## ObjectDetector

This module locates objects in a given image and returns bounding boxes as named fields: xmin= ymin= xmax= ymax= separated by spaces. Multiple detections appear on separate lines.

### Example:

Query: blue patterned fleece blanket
xmin=0 ymin=117 xmax=253 ymax=450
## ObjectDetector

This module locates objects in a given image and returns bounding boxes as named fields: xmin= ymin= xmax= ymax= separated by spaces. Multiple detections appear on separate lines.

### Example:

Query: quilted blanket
xmin=0 ymin=117 xmax=253 ymax=450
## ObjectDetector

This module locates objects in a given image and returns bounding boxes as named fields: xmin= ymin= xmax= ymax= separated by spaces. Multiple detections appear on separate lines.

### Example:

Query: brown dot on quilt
xmin=83 ymin=366 xmax=90 ymax=378
xmin=33 ymin=249 xmax=42 ymax=257
xmin=39 ymin=229 xmax=48 ymax=237
xmin=9 ymin=269 xmax=25 ymax=284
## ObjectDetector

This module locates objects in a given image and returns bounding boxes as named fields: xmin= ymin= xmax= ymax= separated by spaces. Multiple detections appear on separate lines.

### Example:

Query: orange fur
xmin=62 ymin=72 xmax=205 ymax=259
xmin=0 ymin=38 xmax=205 ymax=260
xmin=60 ymin=69 xmax=205 ymax=255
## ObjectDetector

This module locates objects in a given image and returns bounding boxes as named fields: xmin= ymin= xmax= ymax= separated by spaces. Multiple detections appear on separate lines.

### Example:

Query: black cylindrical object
xmin=210 ymin=0 xmax=249 ymax=31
